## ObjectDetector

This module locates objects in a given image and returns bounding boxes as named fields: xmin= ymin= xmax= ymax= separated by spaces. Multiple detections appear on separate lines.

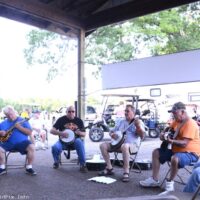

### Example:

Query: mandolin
xmin=0 ymin=118 xmax=29 ymax=142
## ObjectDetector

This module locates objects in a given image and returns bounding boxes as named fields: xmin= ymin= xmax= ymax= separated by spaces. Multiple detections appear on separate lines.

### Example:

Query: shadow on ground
xmin=0 ymin=148 xmax=192 ymax=200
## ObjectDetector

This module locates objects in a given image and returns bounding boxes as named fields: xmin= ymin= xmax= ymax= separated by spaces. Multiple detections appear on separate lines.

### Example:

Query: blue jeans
xmin=183 ymin=162 xmax=200 ymax=193
xmin=51 ymin=138 xmax=86 ymax=166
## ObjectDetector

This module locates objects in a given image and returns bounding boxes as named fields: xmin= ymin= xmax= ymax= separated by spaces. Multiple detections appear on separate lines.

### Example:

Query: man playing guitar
xmin=50 ymin=105 xmax=87 ymax=173
xmin=0 ymin=105 xmax=36 ymax=176
xmin=140 ymin=102 xmax=200 ymax=193
xmin=98 ymin=104 xmax=145 ymax=182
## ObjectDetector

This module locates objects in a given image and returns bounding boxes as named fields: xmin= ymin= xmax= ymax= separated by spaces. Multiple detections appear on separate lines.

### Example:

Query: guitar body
xmin=110 ymin=131 xmax=125 ymax=151
xmin=0 ymin=130 xmax=12 ymax=142
xmin=0 ymin=118 xmax=29 ymax=142
xmin=60 ymin=129 xmax=75 ymax=145
xmin=160 ymin=128 xmax=175 ymax=151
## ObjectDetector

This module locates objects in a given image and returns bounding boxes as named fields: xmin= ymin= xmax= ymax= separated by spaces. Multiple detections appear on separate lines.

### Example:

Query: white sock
xmin=0 ymin=164 xmax=5 ymax=169
xmin=26 ymin=165 xmax=32 ymax=169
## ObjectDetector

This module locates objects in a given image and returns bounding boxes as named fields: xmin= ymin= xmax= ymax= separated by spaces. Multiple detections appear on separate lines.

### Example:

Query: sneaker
xmin=41 ymin=143 xmax=47 ymax=150
xmin=165 ymin=180 xmax=174 ymax=191
xmin=26 ymin=168 xmax=37 ymax=176
xmin=139 ymin=177 xmax=160 ymax=187
xmin=53 ymin=162 xmax=59 ymax=169
xmin=0 ymin=168 xmax=6 ymax=175
xmin=80 ymin=165 xmax=88 ymax=173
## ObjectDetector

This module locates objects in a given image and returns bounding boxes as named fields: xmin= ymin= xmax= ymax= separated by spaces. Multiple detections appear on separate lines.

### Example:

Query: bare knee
xmin=121 ymin=143 xmax=129 ymax=153
xmin=26 ymin=144 xmax=35 ymax=153
xmin=171 ymin=155 xmax=179 ymax=165
xmin=100 ymin=142 xmax=109 ymax=152
xmin=152 ymin=148 xmax=160 ymax=159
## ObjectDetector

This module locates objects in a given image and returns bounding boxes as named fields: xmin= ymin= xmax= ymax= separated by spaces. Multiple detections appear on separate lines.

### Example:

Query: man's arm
xmin=167 ymin=137 xmax=190 ymax=148
xmin=15 ymin=123 xmax=32 ymax=136
xmin=50 ymin=127 xmax=67 ymax=137
xmin=134 ymin=119 xmax=145 ymax=139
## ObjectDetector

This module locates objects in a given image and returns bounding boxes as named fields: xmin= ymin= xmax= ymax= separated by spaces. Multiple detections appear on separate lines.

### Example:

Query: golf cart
xmin=88 ymin=94 xmax=161 ymax=142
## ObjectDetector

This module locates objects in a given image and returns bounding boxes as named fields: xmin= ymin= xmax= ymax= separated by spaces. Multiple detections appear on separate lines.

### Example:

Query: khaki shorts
xmin=129 ymin=143 xmax=138 ymax=154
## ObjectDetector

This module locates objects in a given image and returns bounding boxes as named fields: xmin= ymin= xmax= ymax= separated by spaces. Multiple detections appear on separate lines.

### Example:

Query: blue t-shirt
xmin=0 ymin=117 xmax=31 ymax=145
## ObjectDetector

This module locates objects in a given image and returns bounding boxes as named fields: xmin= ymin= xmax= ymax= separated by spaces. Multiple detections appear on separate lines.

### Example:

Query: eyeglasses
xmin=68 ymin=110 xmax=75 ymax=113
xmin=124 ymin=110 xmax=130 ymax=113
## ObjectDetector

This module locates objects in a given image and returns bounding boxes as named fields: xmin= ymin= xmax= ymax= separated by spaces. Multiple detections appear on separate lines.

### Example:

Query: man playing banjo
xmin=50 ymin=105 xmax=87 ymax=173
xmin=98 ymin=104 xmax=145 ymax=182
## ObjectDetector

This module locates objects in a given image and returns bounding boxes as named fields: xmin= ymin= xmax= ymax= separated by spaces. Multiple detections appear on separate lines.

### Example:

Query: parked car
xmin=85 ymin=106 xmax=97 ymax=121
xmin=52 ymin=106 xmax=97 ymax=124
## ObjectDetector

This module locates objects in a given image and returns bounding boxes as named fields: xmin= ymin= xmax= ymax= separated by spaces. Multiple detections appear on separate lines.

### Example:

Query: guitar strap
xmin=123 ymin=118 xmax=135 ymax=135
xmin=172 ymin=118 xmax=188 ymax=139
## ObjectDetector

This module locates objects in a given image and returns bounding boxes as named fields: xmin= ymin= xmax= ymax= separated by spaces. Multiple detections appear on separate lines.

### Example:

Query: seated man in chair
xmin=140 ymin=102 xmax=200 ymax=192
xmin=183 ymin=160 xmax=200 ymax=193
xmin=98 ymin=104 xmax=145 ymax=182
xmin=0 ymin=105 xmax=36 ymax=175
xmin=50 ymin=105 xmax=87 ymax=173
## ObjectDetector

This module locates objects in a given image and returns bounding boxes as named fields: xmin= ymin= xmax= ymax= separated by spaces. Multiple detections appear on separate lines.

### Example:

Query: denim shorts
xmin=158 ymin=148 xmax=199 ymax=168
xmin=0 ymin=140 xmax=32 ymax=155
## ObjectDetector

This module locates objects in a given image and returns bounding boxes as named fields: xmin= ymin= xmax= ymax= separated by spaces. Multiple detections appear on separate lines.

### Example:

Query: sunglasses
xmin=68 ymin=110 xmax=75 ymax=113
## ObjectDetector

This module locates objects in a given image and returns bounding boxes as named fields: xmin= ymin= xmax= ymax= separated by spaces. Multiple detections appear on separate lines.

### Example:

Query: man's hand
xmin=60 ymin=131 xmax=69 ymax=138
xmin=110 ymin=132 xmax=119 ymax=140
xmin=160 ymin=131 xmax=165 ymax=141
xmin=0 ymin=130 xmax=6 ymax=136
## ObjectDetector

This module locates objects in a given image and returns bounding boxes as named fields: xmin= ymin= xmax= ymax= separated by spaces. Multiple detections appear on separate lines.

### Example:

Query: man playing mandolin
xmin=0 ymin=105 xmax=37 ymax=175
xmin=140 ymin=102 xmax=200 ymax=193
xmin=50 ymin=105 xmax=87 ymax=172
xmin=98 ymin=104 xmax=145 ymax=182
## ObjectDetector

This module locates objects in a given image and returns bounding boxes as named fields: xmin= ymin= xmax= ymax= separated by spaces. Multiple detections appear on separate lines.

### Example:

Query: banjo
xmin=59 ymin=129 xmax=76 ymax=145
xmin=110 ymin=119 xmax=135 ymax=151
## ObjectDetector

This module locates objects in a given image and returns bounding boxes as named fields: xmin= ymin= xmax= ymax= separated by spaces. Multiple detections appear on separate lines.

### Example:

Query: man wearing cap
xmin=140 ymin=102 xmax=200 ymax=192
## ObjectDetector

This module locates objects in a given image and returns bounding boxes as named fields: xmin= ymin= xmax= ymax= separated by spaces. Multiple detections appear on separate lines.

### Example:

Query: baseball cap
xmin=168 ymin=102 xmax=186 ymax=113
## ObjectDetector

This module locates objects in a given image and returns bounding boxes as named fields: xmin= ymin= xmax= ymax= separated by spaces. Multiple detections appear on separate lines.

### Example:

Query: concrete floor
xmin=0 ymin=133 xmax=198 ymax=200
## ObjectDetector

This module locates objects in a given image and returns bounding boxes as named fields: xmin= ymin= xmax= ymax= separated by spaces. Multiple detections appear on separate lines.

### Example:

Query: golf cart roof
xmin=126 ymin=98 xmax=155 ymax=102
xmin=101 ymin=94 xmax=139 ymax=98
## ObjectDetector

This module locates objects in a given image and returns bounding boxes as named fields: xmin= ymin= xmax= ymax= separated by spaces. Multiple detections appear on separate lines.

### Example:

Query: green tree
xmin=23 ymin=2 xmax=200 ymax=80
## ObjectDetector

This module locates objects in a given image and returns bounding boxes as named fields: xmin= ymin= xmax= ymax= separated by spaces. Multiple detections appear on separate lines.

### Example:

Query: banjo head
xmin=61 ymin=129 xmax=75 ymax=143
xmin=111 ymin=131 xmax=123 ymax=146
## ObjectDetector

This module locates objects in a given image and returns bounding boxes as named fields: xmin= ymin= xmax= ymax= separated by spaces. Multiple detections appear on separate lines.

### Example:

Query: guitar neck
xmin=7 ymin=118 xmax=29 ymax=133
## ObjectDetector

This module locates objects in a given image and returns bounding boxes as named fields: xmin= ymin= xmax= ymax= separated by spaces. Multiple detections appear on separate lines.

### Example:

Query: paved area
xmin=0 ymin=132 xmax=198 ymax=200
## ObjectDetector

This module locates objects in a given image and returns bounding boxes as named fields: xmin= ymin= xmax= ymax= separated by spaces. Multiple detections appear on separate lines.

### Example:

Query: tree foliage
xmin=23 ymin=2 xmax=200 ymax=80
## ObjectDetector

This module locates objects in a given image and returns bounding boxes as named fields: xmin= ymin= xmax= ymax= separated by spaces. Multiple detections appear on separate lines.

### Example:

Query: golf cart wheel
xmin=149 ymin=128 xmax=160 ymax=138
xmin=89 ymin=127 xmax=104 ymax=142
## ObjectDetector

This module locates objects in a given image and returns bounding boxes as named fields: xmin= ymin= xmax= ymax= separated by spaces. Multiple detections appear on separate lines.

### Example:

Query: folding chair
xmin=5 ymin=151 xmax=27 ymax=173
xmin=111 ymin=140 xmax=142 ymax=173
xmin=34 ymin=128 xmax=49 ymax=149
xmin=191 ymin=184 xmax=200 ymax=200
xmin=160 ymin=160 xmax=198 ymax=187
xmin=59 ymin=145 xmax=78 ymax=166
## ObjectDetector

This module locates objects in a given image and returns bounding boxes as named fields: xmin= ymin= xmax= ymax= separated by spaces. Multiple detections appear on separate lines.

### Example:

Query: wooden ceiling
xmin=0 ymin=0 xmax=199 ymax=37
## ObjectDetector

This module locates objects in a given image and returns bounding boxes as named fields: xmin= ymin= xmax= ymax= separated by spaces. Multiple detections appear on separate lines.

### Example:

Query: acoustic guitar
xmin=0 ymin=118 xmax=29 ymax=142
xmin=160 ymin=127 xmax=175 ymax=150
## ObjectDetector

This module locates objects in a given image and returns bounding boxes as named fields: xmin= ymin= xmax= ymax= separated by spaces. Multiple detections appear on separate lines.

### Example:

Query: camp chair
xmin=5 ymin=151 xmax=27 ymax=173
xmin=160 ymin=160 xmax=199 ymax=187
xmin=111 ymin=140 xmax=142 ymax=173
xmin=59 ymin=145 xmax=78 ymax=166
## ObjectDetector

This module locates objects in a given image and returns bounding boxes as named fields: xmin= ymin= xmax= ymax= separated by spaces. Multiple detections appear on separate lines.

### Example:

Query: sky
xmin=1 ymin=16 xmax=200 ymax=109
xmin=0 ymin=17 xmax=101 ymax=101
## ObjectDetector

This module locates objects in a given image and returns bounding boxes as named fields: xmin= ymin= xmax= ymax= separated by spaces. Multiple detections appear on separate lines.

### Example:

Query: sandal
xmin=98 ymin=168 xmax=114 ymax=176
xmin=122 ymin=172 xmax=130 ymax=182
